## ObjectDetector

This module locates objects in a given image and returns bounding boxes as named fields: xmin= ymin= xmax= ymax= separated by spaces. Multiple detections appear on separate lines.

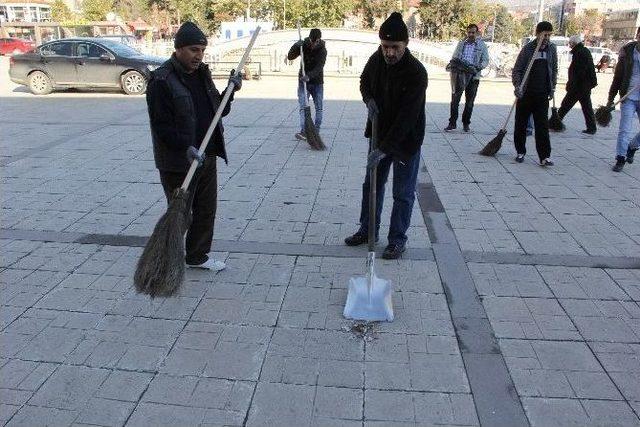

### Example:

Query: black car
xmin=9 ymin=38 xmax=166 ymax=95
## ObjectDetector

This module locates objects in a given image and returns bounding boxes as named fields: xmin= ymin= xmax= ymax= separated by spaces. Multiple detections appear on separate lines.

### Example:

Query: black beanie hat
xmin=174 ymin=21 xmax=208 ymax=49
xmin=536 ymin=21 xmax=553 ymax=34
xmin=379 ymin=12 xmax=408 ymax=42
xmin=309 ymin=28 xmax=322 ymax=41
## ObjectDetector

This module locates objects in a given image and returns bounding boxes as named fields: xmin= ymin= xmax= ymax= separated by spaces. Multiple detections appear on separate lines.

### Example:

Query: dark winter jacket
xmin=146 ymin=55 xmax=233 ymax=173
xmin=287 ymin=38 xmax=327 ymax=85
xmin=512 ymin=40 xmax=558 ymax=96
xmin=608 ymin=41 xmax=639 ymax=103
xmin=567 ymin=42 xmax=597 ymax=94
xmin=360 ymin=47 xmax=428 ymax=162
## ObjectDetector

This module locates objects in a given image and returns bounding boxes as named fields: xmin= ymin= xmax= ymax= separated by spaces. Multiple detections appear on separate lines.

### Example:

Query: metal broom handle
xmin=180 ymin=27 xmax=261 ymax=191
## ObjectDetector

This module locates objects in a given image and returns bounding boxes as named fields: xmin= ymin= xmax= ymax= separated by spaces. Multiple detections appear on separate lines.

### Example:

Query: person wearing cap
xmin=556 ymin=34 xmax=597 ymax=134
xmin=444 ymin=23 xmax=489 ymax=132
xmin=344 ymin=12 xmax=428 ymax=260
xmin=145 ymin=21 xmax=242 ymax=271
xmin=287 ymin=28 xmax=327 ymax=141
xmin=512 ymin=21 xmax=558 ymax=167
xmin=608 ymin=26 xmax=640 ymax=172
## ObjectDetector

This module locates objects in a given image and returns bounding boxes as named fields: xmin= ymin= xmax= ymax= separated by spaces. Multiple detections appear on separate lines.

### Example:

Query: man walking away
xmin=557 ymin=35 xmax=597 ymax=134
xmin=608 ymin=26 xmax=640 ymax=172
xmin=444 ymin=24 xmax=489 ymax=132
xmin=512 ymin=21 xmax=557 ymax=167
xmin=288 ymin=28 xmax=327 ymax=141
xmin=146 ymin=22 xmax=242 ymax=271
xmin=344 ymin=12 xmax=428 ymax=260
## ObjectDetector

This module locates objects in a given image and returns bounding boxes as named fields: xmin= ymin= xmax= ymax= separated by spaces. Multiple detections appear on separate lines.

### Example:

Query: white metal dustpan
xmin=343 ymin=113 xmax=394 ymax=322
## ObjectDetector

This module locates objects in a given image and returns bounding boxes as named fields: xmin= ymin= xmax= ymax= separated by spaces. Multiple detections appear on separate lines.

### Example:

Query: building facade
xmin=603 ymin=7 xmax=640 ymax=40
xmin=0 ymin=0 xmax=51 ymax=23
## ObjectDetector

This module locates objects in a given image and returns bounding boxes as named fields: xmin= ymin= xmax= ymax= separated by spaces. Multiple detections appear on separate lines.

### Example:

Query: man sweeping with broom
xmin=344 ymin=12 xmax=428 ymax=260
xmin=605 ymin=26 xmax=640 ymax=172
xmin=512 ymin=21 xmax=557 ymax=166
xmin=288 ymin=28 xmax=327 ymax=144
xmin=145 ymin=22 xmax=242 ymax=273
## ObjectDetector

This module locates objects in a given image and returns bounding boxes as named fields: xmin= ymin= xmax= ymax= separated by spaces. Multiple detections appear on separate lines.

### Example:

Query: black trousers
xmin=558 ymin=90 xmax=596 ymax=131
xmin=449 ymin=79 xmax=480 ymax=126
xmin=514 ymin=93 xmax=551 ymax=161
xmin=159 ymin=157 xmax=217 ymax=265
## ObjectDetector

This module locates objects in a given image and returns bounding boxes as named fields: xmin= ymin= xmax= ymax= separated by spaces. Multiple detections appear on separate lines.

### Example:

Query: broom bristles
xmin=479 ymin=129 xmax=507 ymax=156
xmin=595 ymin=105 xmax=613 ymax=127
xmin=134 ymin=188 xmax=189 ymax=298
xmin=304 ymin=107 xmax=325 ymax=150
xmin=549 ymin=108 xmax=565 ymax=132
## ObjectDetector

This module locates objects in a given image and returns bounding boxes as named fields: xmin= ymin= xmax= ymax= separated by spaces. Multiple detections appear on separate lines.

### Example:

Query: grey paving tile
xmin=246 ymin=382 xmax=314 ymax=426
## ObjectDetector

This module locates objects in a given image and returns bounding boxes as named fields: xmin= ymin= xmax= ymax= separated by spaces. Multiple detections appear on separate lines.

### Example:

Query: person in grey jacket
xmin=444 ymin=24 xmax=489 ymax=132
xmin=512 ymin=21 xmax=557 ymax=166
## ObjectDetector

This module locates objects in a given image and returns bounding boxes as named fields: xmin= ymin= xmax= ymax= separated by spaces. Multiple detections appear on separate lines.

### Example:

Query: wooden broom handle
xmin=297 ymin=22 xmax=309 ymax=102
xmin=180 ymin=27 xmax=261 ymax=191
xmin=500 ymin=34 xmax=547 ymax=131
xmin=613 ymin=84 xmax=640 ymax=107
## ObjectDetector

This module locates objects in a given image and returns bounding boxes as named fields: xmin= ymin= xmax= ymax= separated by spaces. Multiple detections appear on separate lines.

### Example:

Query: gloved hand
xmin=607 ymin=100 xmax=615 ymax=109
xmin=514 ymin=87 xmax=523 ymax=99
xmin=300 ymin=75 xmax=310 ymax=82
xmin=186 ymin=146 xmax=205 ymax=167
xmin=229 ymin=69 xmax=242 ymax=91
xmin=367 ymin=149 xmax=386 ymax=170
xmin=366 ymin=98 xmax=379 ymax=120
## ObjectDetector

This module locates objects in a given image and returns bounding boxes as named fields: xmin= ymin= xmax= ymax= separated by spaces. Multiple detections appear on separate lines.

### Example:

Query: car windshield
xmin=97 ymin=39 xmax=141 ymax=57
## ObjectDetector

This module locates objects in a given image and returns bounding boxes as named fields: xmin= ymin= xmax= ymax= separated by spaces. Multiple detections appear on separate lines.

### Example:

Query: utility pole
xmin=537 ymin=0 xmax=544 ymax=23
xmin=283 ymin=0 xmax=286 ymax=29
xmin=491 ymin=8 xmax=497 ymax=42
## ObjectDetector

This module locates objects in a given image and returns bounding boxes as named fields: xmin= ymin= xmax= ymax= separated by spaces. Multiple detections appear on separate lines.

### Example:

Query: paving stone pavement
xmin=1 ymin=56 xmax=640 ymax=426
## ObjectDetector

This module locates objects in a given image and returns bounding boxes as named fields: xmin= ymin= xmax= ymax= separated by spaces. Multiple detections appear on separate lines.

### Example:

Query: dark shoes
xmin=295 ymin=132 xmax=306 ymax=141
xmin=627 ymin=147 xmax=637 ymax=164
xmin=382 ymin=244 xmax=405 ymax=260
xmin=444 ymin=123 xmax=456 ymax=131
xmin=463 ymin=124 xmax=470 ymax=132
xmin=344 ymin=232 xmax=378 ymax=247
xmin=540 ymin=158 xmax=554 ymax=167
xmin=582 ymin=129 xmax=597 ymax=135
xmin=515 ymin=154 xmax=525 ymax=163
xmin=612 ymin=156 xmax=626 ymax=172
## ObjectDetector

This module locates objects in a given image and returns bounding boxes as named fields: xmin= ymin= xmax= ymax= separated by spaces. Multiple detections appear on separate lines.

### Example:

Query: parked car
xmin=97 ymin=34 xmax=139 ymax=47
xmin=9 ymin=38 xmax=166 ymax=95
xmin=587 ymin=46 xmax=617 ymax=70
xmin=0 ymin=37 xmax=35 ymax=55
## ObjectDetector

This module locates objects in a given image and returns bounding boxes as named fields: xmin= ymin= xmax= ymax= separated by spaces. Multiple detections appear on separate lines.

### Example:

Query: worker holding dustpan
xmin=344 ymin=12 xmax=428 ymax=261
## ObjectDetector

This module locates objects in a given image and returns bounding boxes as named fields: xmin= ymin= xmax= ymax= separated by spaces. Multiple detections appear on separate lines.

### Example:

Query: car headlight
xmin=147 ymin=64 xmax=159 ymax=71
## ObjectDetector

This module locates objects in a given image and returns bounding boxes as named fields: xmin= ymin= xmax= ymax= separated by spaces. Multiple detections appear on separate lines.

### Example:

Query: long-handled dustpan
xmin=343 ymin=114 xmax=393 ymax=322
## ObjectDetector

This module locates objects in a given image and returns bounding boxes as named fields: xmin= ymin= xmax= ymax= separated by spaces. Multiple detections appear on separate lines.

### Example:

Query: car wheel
xmin=121 ymin=71 xmax=147 ymax=95
xmin=28 ymin=71 xmax=53 ymax=95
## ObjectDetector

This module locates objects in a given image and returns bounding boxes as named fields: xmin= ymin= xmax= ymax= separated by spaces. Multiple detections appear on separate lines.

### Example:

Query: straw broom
xmin=297 ymin=22 xmax=325 ymax=150
xmin=479 ymin=34 xmax=546 ymax=156
xmin=134 ymin=28 xmax=261 ymax=298
xmin=595 ymin=84 xmax=640 ymax=127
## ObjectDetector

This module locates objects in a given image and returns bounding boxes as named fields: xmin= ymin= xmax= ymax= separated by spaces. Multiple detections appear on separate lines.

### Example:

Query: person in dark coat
xmin=287 ymin=28 xmax=327 ymax=141
xmin=146 ymin=22 xmax=242 ymax=271
xmin=344 ymin=12 xmax=428 ymax=260
xmin=557 ymin=35 xmax=598 ymax=134
xmin=512 ymin=21 xmax=557 ymax=166
xmin=607 ymin=26 xmax=640 ymax=172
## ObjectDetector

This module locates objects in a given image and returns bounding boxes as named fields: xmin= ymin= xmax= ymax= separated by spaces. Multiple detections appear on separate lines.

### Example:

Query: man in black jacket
xmin=607 ymin=26 xmax=640 ymax=172
xmin=287 ymin=28 xmax=327 ymax=141
xmin=557 ymin=35 xmax=597 ymax=134
xmin=512 ymin=21 xmax=557 ymax=166
xmin=344 ymin=12 xmax=428 ymax=260
xmin=146 ymin=22 xmax=241 ymax=271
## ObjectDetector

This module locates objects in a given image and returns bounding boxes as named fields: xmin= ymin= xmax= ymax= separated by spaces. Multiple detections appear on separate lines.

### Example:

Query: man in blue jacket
xmin=444 ymin=24 xmax=489 ymax=132
xmin=512 ymin=21 xmax=557 ymax=166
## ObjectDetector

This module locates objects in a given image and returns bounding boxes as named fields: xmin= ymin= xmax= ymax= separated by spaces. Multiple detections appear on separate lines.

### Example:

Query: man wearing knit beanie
xmin=344 ymin=12 xmax=428 ymax=260
xmin=145 ymin=21 xmax=242 ymax=272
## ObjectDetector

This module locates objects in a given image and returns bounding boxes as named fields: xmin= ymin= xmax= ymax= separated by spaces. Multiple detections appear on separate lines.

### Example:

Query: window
xmin=77 ymin=42 xmax=107 ymax=58
xmin=41 ymin=41 xmax=72 ymax=56
xmin=237 ymin=29 xmax=243 ymax=38
xmin=225 ymin=30 xmax=231 ymax=39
